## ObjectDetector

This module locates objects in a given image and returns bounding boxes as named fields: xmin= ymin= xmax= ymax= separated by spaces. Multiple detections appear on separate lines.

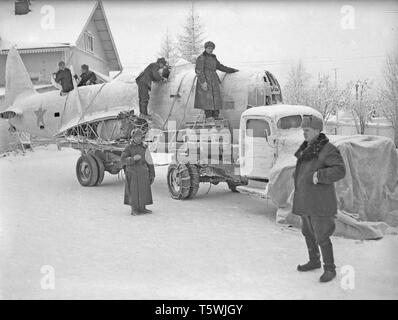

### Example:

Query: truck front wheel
xmin=167 ymin=163 xmax=191 ymax=200
xmin=186 ymin=164 xmax=200 ymax=199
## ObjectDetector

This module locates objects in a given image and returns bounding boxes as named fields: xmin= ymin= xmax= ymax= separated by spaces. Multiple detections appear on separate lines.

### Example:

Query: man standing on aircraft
xmin=135 ymin=58 xmax=168 ymax=119
xmin=53 ymin=61 xmax=74 ymax=95
xmin=76 ymin=64 xmax=97 ymax=87
xmin=194 ymin=41 xmax=239 ymax=121
xmin=293 ymin=115 xmax=346 ymax=283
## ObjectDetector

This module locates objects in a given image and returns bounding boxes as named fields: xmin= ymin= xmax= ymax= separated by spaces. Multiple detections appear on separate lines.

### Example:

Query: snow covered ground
xmin=0 ymin=145 xmax=397 ymax=300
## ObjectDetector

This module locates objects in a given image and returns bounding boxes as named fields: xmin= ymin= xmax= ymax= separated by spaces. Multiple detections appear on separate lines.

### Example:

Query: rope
xmin=161 ymin=72 xmax=193 ymax=131
xmin=162 ymin=75 xmax=197 ymax=147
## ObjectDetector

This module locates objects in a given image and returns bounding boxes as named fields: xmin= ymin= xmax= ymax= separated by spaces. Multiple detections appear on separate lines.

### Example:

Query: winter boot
xmin=131 ymin=206 xmax=140 ymax=216
xmin=319 ymin=242 xmax=336 ymax=282
xmin=297 ymin=260 xmax=322 ymax=272
xmin=141 ymin=207 xmax=153 ymax=214
xmin=319 ymin=269 xmax=337 ymax=282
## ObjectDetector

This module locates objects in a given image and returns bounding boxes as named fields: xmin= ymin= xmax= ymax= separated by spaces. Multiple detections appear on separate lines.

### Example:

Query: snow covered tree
xmin=158 ymin=29 xmax=179 ymax=66
xmin=283 ymin=60 xmax=311 ymax=105
xmin=307 ymin=74 xmax=350 ymax=121
xmin=378 ymin=51 xmax=398 ymax=146
xmin=177 ymin=3 xmax=206 ymax=63
xmin=345 ymin=80 xmax=376 ymax=135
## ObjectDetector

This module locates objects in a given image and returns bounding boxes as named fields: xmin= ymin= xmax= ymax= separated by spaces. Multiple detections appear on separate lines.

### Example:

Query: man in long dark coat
xmin=293 ymin=115 xmax=346 ymax=283
xmin=135 ymin=58 xmax=167 ymax=119
xmin=121 ymin=128 xmax=155 ymax=215
xmin=194 ymin=41 xmax=238 ymax=121
xmin=53 ymin=61 xmax=74 ymax=94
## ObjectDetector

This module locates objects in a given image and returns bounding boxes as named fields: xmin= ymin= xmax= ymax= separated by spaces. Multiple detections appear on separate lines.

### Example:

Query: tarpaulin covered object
xmin=267 ymin=134 xmax=398 ymax=240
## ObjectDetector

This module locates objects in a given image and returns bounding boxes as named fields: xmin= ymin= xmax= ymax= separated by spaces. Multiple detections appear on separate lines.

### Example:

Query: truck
xmin=58 ymin=104 xmax=322 ymax=199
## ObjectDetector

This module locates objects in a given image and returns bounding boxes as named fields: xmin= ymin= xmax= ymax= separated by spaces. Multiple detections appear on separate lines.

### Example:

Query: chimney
xmin=15 ymin=0 xmax=31 ymax=15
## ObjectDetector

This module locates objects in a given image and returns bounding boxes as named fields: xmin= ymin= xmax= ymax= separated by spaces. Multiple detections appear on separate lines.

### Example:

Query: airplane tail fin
xmin=4 ymin=46 xmax=36 ymax=107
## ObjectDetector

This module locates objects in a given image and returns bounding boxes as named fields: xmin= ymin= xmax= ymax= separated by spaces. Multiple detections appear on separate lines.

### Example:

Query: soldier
xmin=121 ymin=128 xmax=155 ymax=215
xmin=76 ymin=64 xmax=97 ymax=87
xmin=293 ymin=115 xmax=346 ymax=283
xmin=194 ymin=41 xmax=239 ymax=121
xmin=53 ymin=61 xmax=74 ymax=95
xmin=135 ymin=58 xmax=168 ymax=119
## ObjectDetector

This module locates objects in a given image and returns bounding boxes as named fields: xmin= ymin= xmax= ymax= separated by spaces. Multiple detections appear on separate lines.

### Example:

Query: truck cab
xmin=239 ymin=105 xmax=323 ymax=182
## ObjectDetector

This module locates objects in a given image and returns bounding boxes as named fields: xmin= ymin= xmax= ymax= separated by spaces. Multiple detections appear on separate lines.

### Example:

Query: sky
xmin=102 ymin=0 xmax=398 ymax=88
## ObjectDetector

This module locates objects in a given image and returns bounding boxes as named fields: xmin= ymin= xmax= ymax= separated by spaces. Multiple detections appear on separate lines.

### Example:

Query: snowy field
xmin=0 ymin=145 xmax=397 ymax=300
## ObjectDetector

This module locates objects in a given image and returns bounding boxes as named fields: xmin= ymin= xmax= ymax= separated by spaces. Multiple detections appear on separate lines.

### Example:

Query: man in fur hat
xmin=194 ymin=41 xmax=239 ymax=121
xmin=293 ymin=115 xmax=346 ymax=282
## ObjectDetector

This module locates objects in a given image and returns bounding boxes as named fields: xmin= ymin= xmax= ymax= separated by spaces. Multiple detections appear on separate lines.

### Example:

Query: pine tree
xmin=177 ymin=2 xmax=206 ymax=63
xmin=158 ymin=29 xmax=179 ymax=66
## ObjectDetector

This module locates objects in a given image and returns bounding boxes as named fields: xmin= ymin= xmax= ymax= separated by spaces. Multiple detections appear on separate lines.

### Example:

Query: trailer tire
xmin=91 ymin=153 xmax=105 ymax=186
xmin=76 ymin=154 xmax=99 ymax=187
xmin=167 ymin=163 xmax=191 ymax=200
xmin=186 ymin=164 xmax=200 ymax=199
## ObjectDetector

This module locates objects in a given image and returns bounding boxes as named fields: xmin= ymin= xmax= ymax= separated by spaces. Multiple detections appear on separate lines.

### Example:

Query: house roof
xmin=0 ymin=0 xmax=122 ymax=70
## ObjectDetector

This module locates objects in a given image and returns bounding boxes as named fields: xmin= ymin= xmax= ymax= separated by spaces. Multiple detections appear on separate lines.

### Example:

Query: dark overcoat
xmin=54 ymin=68 xmax=74 ymax=92
xmin=121 ymin=142 xmax=155 ymax=208
xmin=135 ymin=62 xmax=163 ymax=90
xmin=194 ymin=51 xmax=236 ymax=110
xmin=78 ymin=71 xmax=97 ymax=86
xmin=292 ymin=134 xmax=346 ymax=217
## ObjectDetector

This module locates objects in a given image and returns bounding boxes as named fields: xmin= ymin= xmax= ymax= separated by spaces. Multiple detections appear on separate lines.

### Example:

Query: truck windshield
xmin=277 ymin=115 xmax=302 ymax=130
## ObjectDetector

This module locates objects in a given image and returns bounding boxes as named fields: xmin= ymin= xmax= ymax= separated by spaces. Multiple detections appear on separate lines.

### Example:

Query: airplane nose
xmin=0 ymin=110 xmax=16 ymax=119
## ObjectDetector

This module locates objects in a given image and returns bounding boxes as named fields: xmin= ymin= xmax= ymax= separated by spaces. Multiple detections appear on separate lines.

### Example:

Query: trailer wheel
xmin=91 ymin=153 xmax=105 ymax=186
xmin=167 ymin=163 xmax=191 ymax=200
xmin=227 ymin=181 xmax=240 ymax=193
xmin=186 ymin=164 xmax=200 ymax=199
xmin=76 ymin=154 xmax=99 ymax=187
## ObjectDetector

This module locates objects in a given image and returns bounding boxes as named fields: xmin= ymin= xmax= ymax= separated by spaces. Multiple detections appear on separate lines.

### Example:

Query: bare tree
xmin=307 ymin=74 xmax=350 ymax=121
xmin=283 ymin=60 xmax=311 ymax=105
xmin=177 ymin=2 xmax=206 ymax=63
xmin=158 ymin=29 xmax=179 ymax=66
xmin=346 ymin=80 xmax=376 ymax=135
xmin=378 ymin=51 xmax=398 ymax=146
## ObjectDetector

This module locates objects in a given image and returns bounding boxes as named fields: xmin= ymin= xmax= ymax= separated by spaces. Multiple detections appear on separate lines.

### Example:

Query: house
xmin=0 ymin=0 xmax=122 ymax=87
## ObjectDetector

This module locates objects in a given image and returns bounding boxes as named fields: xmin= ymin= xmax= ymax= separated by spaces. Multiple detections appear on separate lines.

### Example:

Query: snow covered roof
xmin=242 ymin=104 xmax=323 ymax=121
xmin=0 ymin=1 xmax=121 ymax=70
xmin=0 ymin=1 xmax=96 ymax=50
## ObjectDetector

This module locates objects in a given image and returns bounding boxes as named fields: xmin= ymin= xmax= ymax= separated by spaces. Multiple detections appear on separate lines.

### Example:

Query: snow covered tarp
xmin=267 ymin=134 xmax=398 ymax=240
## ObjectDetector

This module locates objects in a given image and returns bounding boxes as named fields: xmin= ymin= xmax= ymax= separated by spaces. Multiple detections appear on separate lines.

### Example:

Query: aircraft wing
xmin=55 ymin=106 xmax=132 ymax=137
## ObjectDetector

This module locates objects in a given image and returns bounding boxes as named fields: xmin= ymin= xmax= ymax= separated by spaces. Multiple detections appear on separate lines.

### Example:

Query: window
xmin=277 ymin=115 xmax=302 ymax=130
xmin=84 ymin=31 xmax=94 ymax=53
xmin=246 ymin=119 xmax=271 ymax=137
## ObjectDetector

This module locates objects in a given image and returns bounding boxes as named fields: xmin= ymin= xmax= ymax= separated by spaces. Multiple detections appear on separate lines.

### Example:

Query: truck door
xmin=241 ymin=117 xmax=275 ymax=179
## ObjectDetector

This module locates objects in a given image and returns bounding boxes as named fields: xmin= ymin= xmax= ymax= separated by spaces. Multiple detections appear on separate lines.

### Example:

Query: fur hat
xmin=157 ymin=57 xmax=167 ymax=65
xmin=204 ymin=41 xmax=215 ymax=49
xmin=301 ymin=115 xmax=323 ymax=131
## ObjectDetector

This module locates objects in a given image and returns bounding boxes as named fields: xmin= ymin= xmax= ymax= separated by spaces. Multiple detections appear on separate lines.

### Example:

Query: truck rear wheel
xmin=167 ymin=163 xmax=191 ymax=200
xmin=186 ymin=164 xmax=200 ymax=199
xmin=76 ymin=154 xmax=99 ymax=187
